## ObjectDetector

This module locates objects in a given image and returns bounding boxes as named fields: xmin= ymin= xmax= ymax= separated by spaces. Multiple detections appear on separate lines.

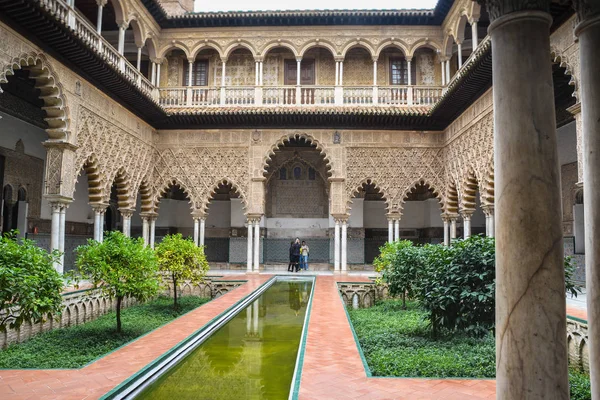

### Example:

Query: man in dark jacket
xmin=291 ymin=238 xmax=301 ymax=272
xmin=287 ymin=241 xmax=295 ymax=272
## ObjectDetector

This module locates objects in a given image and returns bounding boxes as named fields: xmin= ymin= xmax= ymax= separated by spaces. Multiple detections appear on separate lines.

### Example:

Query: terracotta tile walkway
xmin=298 ymin=275 xmax=497 ymax=400
xmin=0 ymin=273 xmax=588 ymax=399
xmin=0 ymin=274 xmax=271 ymax=400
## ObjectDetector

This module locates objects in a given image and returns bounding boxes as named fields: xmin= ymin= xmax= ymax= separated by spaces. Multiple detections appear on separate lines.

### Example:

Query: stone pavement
xmin=0 ymin=272 xmax=587 ymax=399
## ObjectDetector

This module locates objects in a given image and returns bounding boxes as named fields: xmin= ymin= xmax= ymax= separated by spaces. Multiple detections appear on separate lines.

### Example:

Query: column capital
xmin=405 ymin=56 xmax=413 ymax=62
xmin=334 ymin=56 xmax=345 ymax=63
xmin=96 ymin=0 xmax=108 ymax=6
xmin=332 ymin=214 xmax=350 ymax=223
xmin=469 ymin=17 xmax=479 ymax=24
xmin=90 ymin=202 xmax=109 ymax=213
xmin=140 ymin=212 xmax=158 ymax=221
xmin=371 ymin=56 xmax=379 ymax=63
xmin=479 ymin=0 xmax=551 ymax=23
xmin=119 ymin=208 xmax=135 ymax=218
xmin=253 ymin=56 xmax=264 ymax=63
xmin=387 ymin=212 xmax=401 ymax=221
xmin=191 ymin=210 xmax=206 ymax=219
xmin=220 ymin=57 xmax=228 ymax=64
xmin=295 ymin=56 xmax=303 ymax=62
xmin=573 ymin=0 xmax=600 ymax=27
xmin=118 ymin=21 xmax=129 ymax=30
xmin=481 ymin=204 xmax=495 ymax=217
xmin=45 ymin=195 xmax=73 ymax=208
xmin=187 ymin=57 xmax=195 ymax=64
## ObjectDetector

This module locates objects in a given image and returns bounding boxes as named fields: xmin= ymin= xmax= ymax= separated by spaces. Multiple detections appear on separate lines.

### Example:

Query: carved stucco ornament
xmin=476 ymin=0 xmax=551 ymax=21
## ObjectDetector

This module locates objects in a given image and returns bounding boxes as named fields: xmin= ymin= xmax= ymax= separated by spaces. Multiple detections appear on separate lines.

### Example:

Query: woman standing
xmin=300 ymin=241 xmax=310 ymax=271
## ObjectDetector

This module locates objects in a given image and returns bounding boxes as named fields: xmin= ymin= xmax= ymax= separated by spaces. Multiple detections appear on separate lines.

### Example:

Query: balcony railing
xmin=39 ymin=0 xmax=156 ymax=99
xmin=159 ymin=85 xmax=443 ymax=108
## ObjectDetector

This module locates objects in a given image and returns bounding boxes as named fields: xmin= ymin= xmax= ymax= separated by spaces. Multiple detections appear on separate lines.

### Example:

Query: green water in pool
xmin=136 ymin=279 xmax=313 ymax=400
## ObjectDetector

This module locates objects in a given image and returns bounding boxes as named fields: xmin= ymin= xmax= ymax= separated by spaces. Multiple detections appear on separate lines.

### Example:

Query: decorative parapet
xmin=0 ymin=277 xmax=244 ymax=349
xmin=567 ymin=316 xmax=590 ymax=374
xmin=337 ymin=281 xmax=389 ymax=309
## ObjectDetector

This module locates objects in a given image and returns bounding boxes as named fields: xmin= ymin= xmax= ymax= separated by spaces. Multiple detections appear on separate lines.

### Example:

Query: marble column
xmin=407 ymin=57 xmax=412 ymax=85
xmin=334 ymin=219 xmax=340 ymax=272
xmin=335 ymin=61 xmax=339 ymax=86
xmin=117 ymin=23 xmax=127 ymax=55
xmin=450 ymin=216 xmax=457 ymax=240
xmin=200 ymin=218 xmax=205 ymax=246
xmin=471 ymin=19 xmax=479 ymax=49
xmin=461 ymin=211 xmax=472 ymax=239
xmin=156 ymin=62 xmax=161 ymax=87
xmin=441 ymin=59 xmax=446 ymax=85
xmin=120 ymin=209 xmax=134 ymax=237
xmin=394 ymin=218 xmax=400 ymax=241
xmin=142 ymin=216 xmax=149 ymax=246
xmin=445 ymin=59 xmax=451 ymax=82
xmin=50 ymin=202 xmax=61 ymax=272
xmin=341 ymin=219 xmax=348 ymax=273
xmin=58 ymin=204 xmax=67 ymax=270
xmin=96 ymin=0 xmax=106 ymax=34
xmin=193 ymin=217 xmax=200 ymax=246
xmin=457 ymin=42 xmax=463 ymax=69
xmin=388 ymin=217 xmax=394 ymax=243
xmin=442 ymin=217 xmax=450 ymax=246
xmin=149 ymin=217 xmax=156 ymax=249
xmin=136 ymin=47 xmax=142 ymax=71
xmin=488 ymin=3 xmax=568 ymax=398
xmin=253 ymin=219 xmax=260 ymax=272
xmin=259 ymin=61 xmax=263 ymax=85
xmin=151 ymin=62 xmax=156 ymax=85
xmin=188 ymin=60 xmax=194 ymax=86
xmin=92 ymin=204 xmax=107 ymax=242
xmin=247 ymin=219 xmax=253 ymax=273
xmin=575 ymin=5 xmax=600 ymax=396
xmin=339 ymin=61 xmax=344 ymax=86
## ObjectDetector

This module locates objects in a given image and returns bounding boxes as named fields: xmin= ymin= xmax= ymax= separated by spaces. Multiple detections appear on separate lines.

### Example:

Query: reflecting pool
xmin=136 ymin=279 xmax=313 ymax=400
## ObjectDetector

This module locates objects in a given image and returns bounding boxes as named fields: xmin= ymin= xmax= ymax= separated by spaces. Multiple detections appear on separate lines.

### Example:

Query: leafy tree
xmin=73 ymin=231 xmax=159 ymax=332
xmin=374 ymin=240 xmax=420 ymax=309
xmin=564 ymin=256 xmax=582 ymax=298
xmin=155 ymin=233 xmax=209 ymax=309
xmin=0 ymin=231 xmax=64 ymax=333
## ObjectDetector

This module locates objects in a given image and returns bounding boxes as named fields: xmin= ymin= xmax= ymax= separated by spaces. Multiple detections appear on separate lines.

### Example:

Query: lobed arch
xmin=201 ymin=178 xmax=248 ymax=215
xmin=108 ymin=167 xmax=134 ymax=209
xmin=398 ymin=179 xmax=444 ymax=216
xmin=481 ymin=161 xmax=495 ymax=208
xmin=444 ymin=180 xmax=460 ymax=215
xmin=299 ymin=41 xmax=338 ymax=58
xmin=407 ymin=39 xmax=443 ymax=58
xmin=223 ymin=41 xmax=258 ymax=59
xmin=259 ymin=41 xmax=299 ymax=58
xmin=154 ymin=178 xmax=194 ymax=213
xmin=460 ymin=169 xmax=480 ymax=212
xmin=261 ymin=132 xmax=334 ymax=178
xmin=190 ymin=41 xmax=225 ymax=60
xmin=157 ymin=41 xmax=191 ymax=60
xmin=374 ymin=39 xmax=410 ymax=59
xmin=0 ymin=52 xmax=70 ymax=142
xmin=135 ymin=177 xmax=155 ymax=214
xmin=78 ymin=154 xmax=105 ymax=205
xmin=341 ymin=40 xmax=376 ymax=59
xmin=346 ymin=178 xmax=392 ymax=214
xmin=550 ymin=47 xmax=579 ymax=101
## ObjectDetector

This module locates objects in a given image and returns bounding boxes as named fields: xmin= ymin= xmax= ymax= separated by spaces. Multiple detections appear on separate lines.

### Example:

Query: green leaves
xmin=72 ymin=231 xmax=160 ymax=332
xmin=0 ymin=231 xmax=63 ymax=333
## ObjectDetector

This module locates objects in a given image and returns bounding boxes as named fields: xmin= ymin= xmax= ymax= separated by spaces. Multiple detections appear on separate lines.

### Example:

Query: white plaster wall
xmin=363 ymin=201 xmax=388 ymax=228
xmin=230 ymin=198 xmax=246 ymax=227
xmin=156 ymin=199 xmax=193 ymax=227
xmin=265 ymin=218 xmax=329 ymax=238
xmin=557 ymin=121 xmax=577 ymax=166
xmin=348 ymin=198 xmax=364 ymax=228
xmin=0 ymin=111 xmax=47 ymax=159
xmin=206 ymin=201 xmax=231 ymax=228
xmin=65 ymin=174 xmax=93 ymax=223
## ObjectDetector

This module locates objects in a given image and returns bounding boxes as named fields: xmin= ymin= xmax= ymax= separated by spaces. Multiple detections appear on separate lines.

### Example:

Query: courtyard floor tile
xmin=0 ymin=272 xmax=586 ymax=399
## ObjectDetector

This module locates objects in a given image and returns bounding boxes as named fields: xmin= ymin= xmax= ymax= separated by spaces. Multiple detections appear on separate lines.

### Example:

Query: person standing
xmin=300 ymin=241 xmax=310 ymax=271
xmin=287 ymin=241 xmax=295 ymax=272
xmin=292 ymin=238 xmax=301 ymax=272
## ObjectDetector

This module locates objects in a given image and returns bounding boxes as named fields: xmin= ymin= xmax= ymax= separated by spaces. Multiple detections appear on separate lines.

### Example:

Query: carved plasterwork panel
xmin=550 ymin=15 xmax=580 ymax=101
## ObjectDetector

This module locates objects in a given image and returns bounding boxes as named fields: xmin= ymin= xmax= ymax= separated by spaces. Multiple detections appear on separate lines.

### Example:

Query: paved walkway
xmin=0 ymin=274 xmax=270 ymax=400
xmin=299 ymin=275 xmax=496 ymax=400
xmin=0 ymin=272 xmax=588 ymax=399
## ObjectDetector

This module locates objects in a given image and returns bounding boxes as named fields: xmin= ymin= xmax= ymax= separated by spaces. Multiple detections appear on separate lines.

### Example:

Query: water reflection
xmin=137 ymin=280 xmax=313 ymax=400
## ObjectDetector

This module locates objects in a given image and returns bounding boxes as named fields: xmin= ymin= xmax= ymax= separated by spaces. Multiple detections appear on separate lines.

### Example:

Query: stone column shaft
xmin=373 ymin=60 xmax=377 ymax=85
xmin=156 ymin=63 xmax=161 ymax=87
xmin=253 ymin=220 xmax=260 ymax=271
xmin=117 ymin=25 xmax=126 ymax=55
xmin=341 ymin=220 xmax=348 ymax=273
xmin=136 ymin=47 xmax=142 ymax=70
xmin=335 ymin=61 xmax=339 ymax=86
xmin=407 ymin=59 xmax=412 ymax=85
xmin=394 ymin=219 xmax=400 ymax=241
xmin=450 ymin=218 xmax=457 ymax=239
xmin=58 ymin=205 xmax=66 ymax=270
xmin=490 ymin=9 xmax=568 ymax=399
xmin=142 ymin=217 xmax=149 ymax=246
xmin=441 ymin=60 xmax=446 ymax=85
xmin=149 ymin=218 xmax=156 ymax=249
xmin=50 ymin=204 xmax=61 ymax=272
xmin=96 ymin=3 xmax=104 ymax=34
xmin=193 ymin=218 xmax=200 ymax=246
xmin=388 ymin=219 xmax=393 ymax=243
xmin=472 ymin=20 xmax=479 ymax=49
xmin=247 ymin=221 xmax=253 ymax=272
xmin=200 ymin=218 xmax=205 ymax=246
xmin=577 ymin=12 xmax=600 ymax=397
xmin=462 ymin=212 xmax=472 ymax=239
xmin=339 ymin=61 xmax=344 ymax=86
xmin=457 ymin=42 xmax=463 ymax=69
xmin=188 ymin=60 xmax=193 ymax=86
xmin=445 ymin=60 xmax=451 ymax=83
xmin=443 ymin=219 xmax=450 ymax=246
xmin=334 ymin=220 xmax=340 ymax=272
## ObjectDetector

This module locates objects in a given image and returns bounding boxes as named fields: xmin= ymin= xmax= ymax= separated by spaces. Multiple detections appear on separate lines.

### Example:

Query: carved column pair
xmin=246 ymin=216 xmax=262 ymax=273
xmin=192 ymin=213 xmax=206 ymax=247
xmin=332 ymin=215 xmax=349 ymax=273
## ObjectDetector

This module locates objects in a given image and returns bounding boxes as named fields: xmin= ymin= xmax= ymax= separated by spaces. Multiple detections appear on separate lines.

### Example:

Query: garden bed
xmin=347 ymin=299 xmax=591 ymax=400
xmin=0 ymin=296 xmax=210 ymax=369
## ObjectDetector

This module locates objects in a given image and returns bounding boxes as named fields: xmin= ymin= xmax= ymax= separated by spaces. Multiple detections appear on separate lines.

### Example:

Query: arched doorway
xmin=263 ymin=136 xmax=330 ymax=268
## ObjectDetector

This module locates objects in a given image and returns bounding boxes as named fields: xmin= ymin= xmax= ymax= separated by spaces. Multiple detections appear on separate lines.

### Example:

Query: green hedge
xmin=348 ymin=299 xmax=591 ymax=400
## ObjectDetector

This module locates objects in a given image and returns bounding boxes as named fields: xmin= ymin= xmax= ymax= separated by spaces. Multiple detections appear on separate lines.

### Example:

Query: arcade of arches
xmin=1 ymin=0 xmax=600 ymax=398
